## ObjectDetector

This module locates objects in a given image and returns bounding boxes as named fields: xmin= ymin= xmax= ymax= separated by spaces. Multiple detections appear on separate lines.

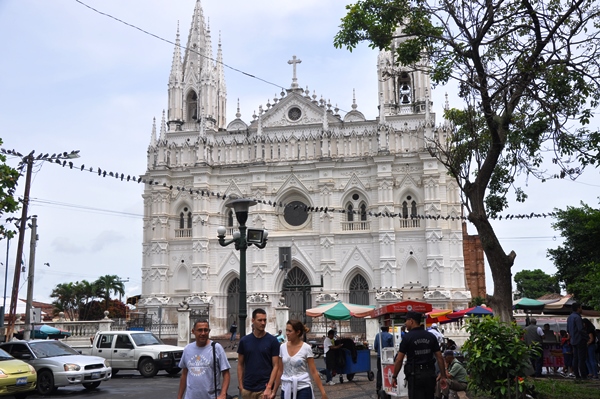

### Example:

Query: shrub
xmin=462 ymin=316 xmax=540 ymax=398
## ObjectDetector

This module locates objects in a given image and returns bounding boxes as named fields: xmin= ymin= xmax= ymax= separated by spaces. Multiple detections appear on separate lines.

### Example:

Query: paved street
xmin=23 ymin=349 xmax=385 ymax=399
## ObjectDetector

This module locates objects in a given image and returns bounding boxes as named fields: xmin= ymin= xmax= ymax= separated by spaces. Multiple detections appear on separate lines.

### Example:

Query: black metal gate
xmin=227 ymin=278 xmax=239 ymax=326
xmin=282 ymin=267 xmax=312 ymax=328
xmin=349 ymin=274 xmax=369 ymax=335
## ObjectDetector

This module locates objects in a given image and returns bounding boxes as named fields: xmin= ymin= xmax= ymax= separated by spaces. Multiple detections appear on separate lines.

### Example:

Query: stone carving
xmin=247 ymin=293 xmax=269 ymax=303
xmin=315 ymin=293 xmax=339 ymax=303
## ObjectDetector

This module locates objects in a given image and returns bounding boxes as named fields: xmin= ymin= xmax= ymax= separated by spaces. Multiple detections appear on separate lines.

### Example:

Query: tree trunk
xmin=468 ymin=207 xmax=516 ymax=322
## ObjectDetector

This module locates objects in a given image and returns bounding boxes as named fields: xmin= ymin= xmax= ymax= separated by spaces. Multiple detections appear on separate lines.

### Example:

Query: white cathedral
xmin=139 ymin=0 xmax=471 ymax=335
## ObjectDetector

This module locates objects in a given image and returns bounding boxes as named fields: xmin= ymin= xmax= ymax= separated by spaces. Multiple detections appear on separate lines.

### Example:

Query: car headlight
xmin=63 ymin=363 xmax=81 ymax=372
xmin=159 ymin=352 xmax=170 ymax=359
xmin=104 ymin=360 xmax=110 ymax=367
xmin=28 ymin=365 xmax=36 ymax=374
xmin=0 ymin=369 xmax=6 ymax=378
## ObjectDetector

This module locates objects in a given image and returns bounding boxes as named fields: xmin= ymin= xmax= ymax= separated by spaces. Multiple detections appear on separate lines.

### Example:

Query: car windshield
xmin=29 ymin=340 xmax=80 ymax=358
xmin=0 ymin=348 xmax=13 ymax=360
xmin=131 ymin=333 xmax=163 ymax=346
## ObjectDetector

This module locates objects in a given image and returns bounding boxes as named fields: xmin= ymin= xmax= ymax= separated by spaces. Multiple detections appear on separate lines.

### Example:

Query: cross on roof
xmin=287 ymin=55 xmax=302 ymax=89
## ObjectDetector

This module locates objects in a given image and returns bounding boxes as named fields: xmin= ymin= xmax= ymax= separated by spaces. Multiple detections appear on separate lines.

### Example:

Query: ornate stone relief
xmin=315 ymin=293 xmax=339 ymax=303
xmin=247 ymin=293 xmax=269 ymax=303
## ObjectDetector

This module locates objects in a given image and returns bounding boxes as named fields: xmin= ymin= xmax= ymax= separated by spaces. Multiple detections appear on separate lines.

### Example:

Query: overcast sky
xmin=0 ymin=0 xmax=598 ymax=305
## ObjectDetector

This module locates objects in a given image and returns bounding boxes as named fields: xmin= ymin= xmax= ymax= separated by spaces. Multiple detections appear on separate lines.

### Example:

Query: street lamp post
xmin=217 ymin=199 xmax=268 ymax=338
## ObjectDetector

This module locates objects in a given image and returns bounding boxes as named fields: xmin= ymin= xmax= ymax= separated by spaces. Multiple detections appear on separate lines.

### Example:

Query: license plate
xmin=16 ymin=377 xmax=27 ymax=386
xmin=91 ymin=372 xmax=101 ymax=379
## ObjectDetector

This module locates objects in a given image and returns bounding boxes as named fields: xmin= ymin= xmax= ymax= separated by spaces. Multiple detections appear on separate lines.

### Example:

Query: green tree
xmin=462 ymin=317 xmax=538 ymax=398
xmin=94 ymin=275 xmax=125 ymax=311
xmin=513 ymin=269 xmax=560 ymax=299
xmin=51 ymin=282 xmax=79 ymax=321
xmin=80 ymin=299 xmax=127 ymax=321
xmin=0 ymin=139 xmax=20 ymax=240
xmin=547 ymin=202 xmax=600 ymax=309
xmin=335 ymin=0 xmax=600 ymax=321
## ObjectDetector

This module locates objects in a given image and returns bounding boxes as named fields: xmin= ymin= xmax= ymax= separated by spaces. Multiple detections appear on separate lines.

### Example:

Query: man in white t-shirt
xmin=322 ymin=329 xmax=342 ymax=385
xmin=178 ymin=320 xmax=231 ymax=399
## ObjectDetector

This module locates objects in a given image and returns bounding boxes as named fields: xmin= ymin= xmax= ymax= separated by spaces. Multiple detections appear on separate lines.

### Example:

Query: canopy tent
xmin=513 ymin=297 xmax=546 ymax=312
xmin=17 ymin=324 xmax=71 ymax=339
xmin=448 ymin=305 xmax=494 ymax=319
xmin=542 ymin=295 xmax=600 ymax=316
xmin=306 ymin=301 xmax=375 ymax=320
xmin=425 ymin=309 xmax=453 ymax=325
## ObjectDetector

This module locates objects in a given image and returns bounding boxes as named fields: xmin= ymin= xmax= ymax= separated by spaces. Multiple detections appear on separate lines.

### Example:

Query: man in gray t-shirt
xmin=178 ymin=320 xmax=231 ymax=399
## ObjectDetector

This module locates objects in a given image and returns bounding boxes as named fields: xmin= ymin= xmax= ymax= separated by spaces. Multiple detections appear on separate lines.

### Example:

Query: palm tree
xmin=50 ymin=282 xmax=78 ymax=320
xmin=94 ymin=275 xmax=125 ymax=311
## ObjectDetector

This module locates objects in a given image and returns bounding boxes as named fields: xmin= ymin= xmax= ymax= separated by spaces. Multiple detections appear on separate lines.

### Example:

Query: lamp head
xmin=232 ymin=231 xmax=241 ymax=240
xmin=217 ymin=226 xmax=226 ymax=237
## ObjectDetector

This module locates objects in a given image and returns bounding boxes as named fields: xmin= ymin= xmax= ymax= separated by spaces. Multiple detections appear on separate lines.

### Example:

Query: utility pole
xmin=7 ymin=154 xmax=33 ymax=340
xmin=23 ymin=216 xmax=38 ymax=341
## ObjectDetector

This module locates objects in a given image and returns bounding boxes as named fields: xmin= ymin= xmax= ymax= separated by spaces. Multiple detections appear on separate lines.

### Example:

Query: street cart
xmin=332 ymin=345 xmax=374 ymax=383
xmin=363 ymin=300 xmax=433 ymax=399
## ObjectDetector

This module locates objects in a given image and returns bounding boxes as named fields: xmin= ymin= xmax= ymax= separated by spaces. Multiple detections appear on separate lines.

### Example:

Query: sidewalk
xmin=213 ymin=338 xmax=397 ymax=399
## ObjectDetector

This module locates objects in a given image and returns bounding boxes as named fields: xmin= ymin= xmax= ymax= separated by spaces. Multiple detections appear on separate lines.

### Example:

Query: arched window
xmin=346 ymin=203 xmax=354 ymax=222
xmin=186 ymin=91 xmax=198 ymax=121
xmin=360 ymin=202 xmax=367 ymax=221
xmin=227 ymin=210 xmax=234 ymax=227
xmin=402 ymin=201 xmax=409 ymax=219
xmin=411 ymin=200 xmax=417 ymax=217
xmin=399 ymin=72 xmax=411 ymax=104
xmin=177 ymin=207 xmax=192 ymax=238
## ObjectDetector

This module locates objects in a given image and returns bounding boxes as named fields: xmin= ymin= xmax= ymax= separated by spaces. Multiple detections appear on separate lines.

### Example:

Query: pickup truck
xmin=76 ymin=331 xmax=183 ymax=377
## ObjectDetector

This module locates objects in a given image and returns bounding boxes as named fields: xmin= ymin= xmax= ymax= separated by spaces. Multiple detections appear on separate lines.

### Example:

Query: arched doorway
xmin=227 ymin=278 xmax=239 ymax=326
xmin=349 ymin=274 xmax=369 ymax=335
xmin=282 ymin=267 xmax=312 ymax=328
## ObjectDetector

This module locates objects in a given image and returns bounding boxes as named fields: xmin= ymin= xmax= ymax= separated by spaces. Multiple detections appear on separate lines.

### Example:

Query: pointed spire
xmin=169 ymin=22 xmax=183 ymax=84
xmin=150 ymin=117 xmax=157 ymax=147
xmin=235 ymin=98 xmax=241 ymax=119
xmin=217 ymin=31 xmax=225 ymax=88
xmin=444 ymin=92 xmax=449 ymax=110
xmin=352 ymin=89 xmax=358 ymax=110
xmin=202 ymin=17 xmax=213 ymax=76
xmin=160 ymin=110 xmax=166 ymax=141
xmin=183 ymin=0 xmax=207 ymax=80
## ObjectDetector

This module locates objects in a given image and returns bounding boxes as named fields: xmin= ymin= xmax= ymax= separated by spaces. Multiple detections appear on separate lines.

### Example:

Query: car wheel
xmin=368 ymin=371 xmax=375 ymax=381
xmin=83 ymin=381 xmax=101 ymax=390
xmin=138 ymin=358 xmax=158 ymax=378
xmin=166 ymin=367 xmax=181 ymax=375
xmin=37 ymin=370 xmax=55 ymax=395
xmin=347 ymin=373 xmax=355 ymax=381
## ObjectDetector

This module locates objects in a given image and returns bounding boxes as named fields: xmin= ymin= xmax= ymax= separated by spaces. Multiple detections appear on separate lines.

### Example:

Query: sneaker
xmin=326 ymin=381 xmax=336 ymax=386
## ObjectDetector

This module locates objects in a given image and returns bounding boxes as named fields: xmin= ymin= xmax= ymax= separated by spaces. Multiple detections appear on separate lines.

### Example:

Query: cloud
xmin=90 ymin=230 xmax=126 ymax=252
xmin=51 ymin=238 xmax=86 ymax=254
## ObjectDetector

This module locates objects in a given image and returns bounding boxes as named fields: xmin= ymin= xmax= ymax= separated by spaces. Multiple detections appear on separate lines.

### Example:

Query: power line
xmin=30 ymin=198 xmax=143 ymax=219
xmin=74 ymin=0 xmax=284 ymax=90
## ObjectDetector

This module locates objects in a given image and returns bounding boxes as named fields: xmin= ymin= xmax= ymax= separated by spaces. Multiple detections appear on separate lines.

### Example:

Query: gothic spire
xmin=217 ymin=32 xmax=226 ymax=91
xmin=160 ymin=110 xmax=166 ymax=141
xmin=183 ymin=0 xmax=207 ymax=82
xmin=150 ymin=117 xmax=157 ymax=147
xmin=169 ymin=22 xmax=183 ymax=85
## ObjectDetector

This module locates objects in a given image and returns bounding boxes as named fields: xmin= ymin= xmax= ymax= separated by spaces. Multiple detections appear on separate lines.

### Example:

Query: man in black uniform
xmin=392 ymin=311 xmax=447 ymax=399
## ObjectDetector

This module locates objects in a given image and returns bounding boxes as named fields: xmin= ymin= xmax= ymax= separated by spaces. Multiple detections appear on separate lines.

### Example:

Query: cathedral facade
xmin=139 ymin=1 xmax=471 ymax=335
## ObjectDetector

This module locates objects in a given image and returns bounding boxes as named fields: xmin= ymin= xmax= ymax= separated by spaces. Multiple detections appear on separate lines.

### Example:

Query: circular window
xmin=406 ymin=196 xmax=412 ymax=201
xmin=283 ymin=200 xmax=309 ymax=226
xmin=288 ymin=107 xmax=302 ymax=121
xmin=352 ymin=193 xmax=360 ymax=201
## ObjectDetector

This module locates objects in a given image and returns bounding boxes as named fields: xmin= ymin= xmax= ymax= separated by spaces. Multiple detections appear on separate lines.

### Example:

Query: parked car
xmin=0 ymin=347 xmax=36 ymax=399
xmin=75 ymin=331 xmax=182 ymax=377
xmin=0 ymin=340 xmax=111 ymax=395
